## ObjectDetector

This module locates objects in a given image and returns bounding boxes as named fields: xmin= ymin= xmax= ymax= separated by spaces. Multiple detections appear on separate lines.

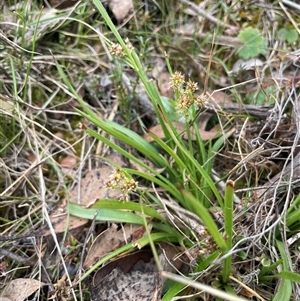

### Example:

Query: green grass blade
xmin=180 ymin=189 xmax=226 ymax=251
xmin=126 ymin=168 xmax=183 ymax=203
xmin=91 ymin=199 xmax=164 ymax=221
xmin=275 ymin=271 xmax=300 ymax=284
xmin=162 ymin=282 xmax=186 ymax=301
xmin=68 ymin=202 xmax=145 ymax=224
xmin=85 ymin=126 xmax=165 ymax=169
xmin=161 ymin=272 xmax=249 ymax=301
xmin=222 ymin=180 xmax=235 ymax=282
xmin=272 ymin=240 xmax=292 ymax=301
xmin=145 ymin=128 xmax=186 ymax=170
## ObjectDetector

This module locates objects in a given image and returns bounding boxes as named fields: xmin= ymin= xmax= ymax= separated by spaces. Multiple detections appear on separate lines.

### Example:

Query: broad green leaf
xmin=277 ymin=28 xmax=298 ymax=44
xmin=238 ymin=27 xmax=267 ymax=59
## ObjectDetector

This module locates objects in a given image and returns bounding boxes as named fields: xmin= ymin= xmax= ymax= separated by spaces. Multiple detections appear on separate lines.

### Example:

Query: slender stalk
xmin=222 ymin=180 xmax=235 ymax=282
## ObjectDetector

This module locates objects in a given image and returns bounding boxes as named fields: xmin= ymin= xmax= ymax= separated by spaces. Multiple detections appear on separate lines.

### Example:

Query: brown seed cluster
xmin=110 ymin=38 xmax=134 ymax=58
xmin=197 ymin=228 xmax=218 ymax=256
xmin=110 ymin=43 xmax=125 ymax=57
xmin=105 ymin=168 xmax=138 ymax=202
xmin=169 ymin=71 xmax=207 ymax=115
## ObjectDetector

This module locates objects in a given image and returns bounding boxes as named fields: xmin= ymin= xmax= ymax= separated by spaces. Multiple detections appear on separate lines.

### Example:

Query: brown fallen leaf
xmin=84 ymin=224 xmax=148 ymax=268
xmin=151 ymin=57 xmax=166 ymax=80
xmin=156 ymin=72 xmax=174 ymax=98
xmin=44 ymin=202 xmax=87 ymax=237
xmin=208 ymin=89 xmax=232 ymax=105
xmin=151 ymin=58 xmax=174 ymax=98
xmin=2 ymin=278 xmax=45 ymax=301
xmin=69 ymin=166 xmax=122 ymax=206
xmin=60 ymin=156 xmax=77 ymax=168
xmin=108 ymin=0 xmax=133 ymax=22
xmin=43 ymin=162 xmax=124 ymax=237
xmin=84 ymin=224 xmax=118 ymax=269
xmin=144 ymin=121 xmax=223 ymax=142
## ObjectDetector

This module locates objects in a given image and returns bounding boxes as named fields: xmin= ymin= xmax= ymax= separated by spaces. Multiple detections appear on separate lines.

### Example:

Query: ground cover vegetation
xmin=1 ymin=0 xmax=300 ymax=300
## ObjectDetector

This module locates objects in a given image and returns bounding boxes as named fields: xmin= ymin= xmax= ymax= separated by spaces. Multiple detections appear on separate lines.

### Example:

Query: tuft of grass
xmin=1 ymin=0 xmax=300 ymax=300
xmin=60 ymin=0 xmax=243 ymax=299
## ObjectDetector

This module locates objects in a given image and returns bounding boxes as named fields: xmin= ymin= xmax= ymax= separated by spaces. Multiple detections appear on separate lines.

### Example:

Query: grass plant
xmin=1 ymin=0 xmax=300 ymax=300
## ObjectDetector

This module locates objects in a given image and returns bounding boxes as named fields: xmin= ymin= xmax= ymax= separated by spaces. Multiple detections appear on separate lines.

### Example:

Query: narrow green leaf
xmin=224 ymin=180 xmax=234 ymax=248
xmin=84 ymin=126 xmax=165 ymax=169
xmin=125 ymin=168 xmax=183 ymax=203
xmin=145 ymin=129 xmax=186 ymax=170
xmin=91 ymin=199 xmax=164 ymax=221
xmin=181 ymin=189 xmax=226 ymax=251
xmin=259 ymin=259 xmax=283 ymax=279
xmin=272 ymin=240 xmax=292 ymax=301
xmin=275 ymin=271 xmax=300 ymax=284
xmin=157 ymin=115 xmax=223 ymax=208
xmin=68 ymin=202 xmax=145 ymax=224
xmin=195 ymin=251 xmax=221 ymax=272
xmin=222 ymin=180 xmax=235 ymax=282
xmin=161 ymin=272 xmax=249 ymax=301
xmin=77 ymin=109 xmax=162 ymax=164
xmin=162 ymin=282 xmax=186 ymax=301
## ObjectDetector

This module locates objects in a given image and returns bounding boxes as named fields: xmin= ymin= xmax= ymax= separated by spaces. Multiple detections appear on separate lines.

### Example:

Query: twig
xmin=256 ymin=151 xmax=300 ymax=200
xmin=177 ymin=0 xmax=238 ymax=31
xmin=0 ymin=248 xmax=36 ymax=266
xmin=282 ymin=0 xmax=300 ymax=11
xmin=173 ymin=27 xmax=241 ymax=47
xmin=205 ymin=102 xmax=273 ymax=119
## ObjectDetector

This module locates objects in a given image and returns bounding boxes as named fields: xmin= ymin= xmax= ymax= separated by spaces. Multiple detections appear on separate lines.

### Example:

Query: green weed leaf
xmin=238 ymin=27 xmax=267 ymax=59
xmin=277 ymin=28 xmax=298 ymax=44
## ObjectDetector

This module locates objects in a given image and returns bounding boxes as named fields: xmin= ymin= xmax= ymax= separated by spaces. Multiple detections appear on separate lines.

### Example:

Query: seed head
xmin=185 ymin=80 xmax=198 ymax=93
xmin=176 ymin=92 xmax=193 ymax=112
xmin=170 ymin=71 xmax=185 ymax=89
xmin=195 ymin=93 xmax=208 ymax=108
xmin=110 ymin=43 xmax=125 ymax=57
